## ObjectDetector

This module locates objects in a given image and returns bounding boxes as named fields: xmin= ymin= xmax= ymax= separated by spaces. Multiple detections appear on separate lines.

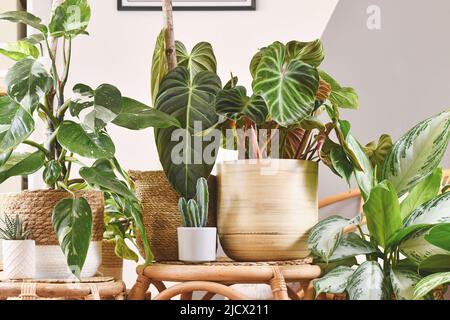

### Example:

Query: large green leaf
xmin=347 ymin=261 xmax=388 ymax=300
xmin=328 ymin=233 xmax=379 ymax=262
xmin=252 ymin=41 xmax=319 ymax=126
xmin=308 ymin=215 xmax=350 ymax=263
xmin=70 ymin=84 xmax=122 ymax=133
xmin=400 ymin=168 xmax=442 ymax=221
xmin=399 ymin=228 xmax=450 ymax=264
xmin=56 ymin=121 xmax=115 ymax=159
xmin=380 ymin=111 xmax=450 ymax=196
xmin=0 ymin=11 xmax=47 ymax=33
xmin=390 ymin=268 xmax=425 ymax=300
xmin=52 ymin=197 xmax=92 ymax=279
xmin=319 ymin=70 xmax=358 ymax=109
xmin=363 ymin=180 xmax=403 ymax=248
xmin=115 ymin=237 xmax=139 ymax=262
xmin=155 ymin=66 xmax=221 ymax=198
xmin=313 ymin=266 xmax=354 ymax=297
xmin=0 ymin=96 xmax=34 ymax=153
xmin=49 ymin=0 xmax=91 ymax=38
xmin=286 ymin=39 xmax=325 ymax=67
xmin=215 ymin=86 xmax=268 ymax=124
xmin=112 ymin=97 xmax=180 ymax=130
xmin=176 ymin=41 xmax=217 ymax=79
xmin=5 ymin=58 xmax=53 ymax=112
xmin=0 ymin=151 xmax=45 ymax=184
xmin=404 ymin=191 xmax=450 ymax=226
xmin=0 ymin=40 xmax=39 ymax=61
xmin=151 ymin=29 xmax=167 ymax=105
xmin=419 ymin=255 xmax=450 ymax=273
xmin=413 ymin=272 xmax=450 ymax=300
xmin=424 ymin=223 xmax=450 ymax=251
xmin=43 ymin=160 xmax=63 ymax=185
xmin=249 ymin=48 xmax=266 ymax=79
xmin=387 ymin=224 xmax=431 ymax=249
xmin=330 ymin=146 xmax=353 ymax=187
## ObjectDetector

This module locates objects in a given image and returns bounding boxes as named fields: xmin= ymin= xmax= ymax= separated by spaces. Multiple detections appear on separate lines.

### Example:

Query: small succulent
xmin=178 ymin=178 xmax=209 ymax=228
xmin=0 ymin=214 xmax=32 ymax=240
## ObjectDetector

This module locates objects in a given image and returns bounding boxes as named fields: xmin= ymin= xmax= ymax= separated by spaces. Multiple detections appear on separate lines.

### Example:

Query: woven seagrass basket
xmin=98 ymin=240 xmax=123 ymax=280
xmin=129 ymin=171 xmax=217 ymax=262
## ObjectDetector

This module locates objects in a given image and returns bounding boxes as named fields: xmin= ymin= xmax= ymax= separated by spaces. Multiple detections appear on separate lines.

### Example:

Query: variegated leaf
xmin=363 ymin=134 xmax=393 ymax=168
xmin=413 ymin=272 xmax=450 ymax=300
xmin=308 ymin=215 xmax=350 ymax=263
xmin=404 ymin=191 xmax=450 ymax=226
xmin=215 ymin=86 xmax=268 ymax=124
xmin=252 ymin=41 xmax=319 ymax=127
xmin=380 ymin=111 xmax=450 ymax=196
xmin=313 ymin=266 xmax=355 ymax=297
xmin=390 ymin=268 xmax=425 ymax=300
xmin=328 ymin=233 xmax=379 ymax=262
xmin=286 ymin=39 xmax=325 ymax=67
xmin=176 ymin=41 xmax=217 ymax=79
xmin=347 ymin=261 xmax=388 ymax=300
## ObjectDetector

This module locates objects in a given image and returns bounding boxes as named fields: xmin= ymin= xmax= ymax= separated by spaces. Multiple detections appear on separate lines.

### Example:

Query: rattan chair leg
xmin=303 ymin=281 xmax=315 ymax=300
xmin=128 ymin=274 xmax=151 ymax=300
xmin=270 ymin=267 xmax=289 ymax=300
xmin=154 ymin=281 xmax=248 ymax=300
xmin=180 ymin=292 xmax=193 ymax=300
xmin=201 ymin=292 xmax=216 ymax=300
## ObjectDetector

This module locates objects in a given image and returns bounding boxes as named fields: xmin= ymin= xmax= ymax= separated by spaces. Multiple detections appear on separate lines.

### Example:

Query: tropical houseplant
xmin=0 ymin=0 xmax=179 ymax=278
xmin=0 ymin=214 xmax=35 ymax=279
xmin=308 ymin=111 xmax=450 ymax=300
xmin=213 ymin=39 xmax=361 ymax=261
xmin=177 ymin=178 xmax=217 ymax=262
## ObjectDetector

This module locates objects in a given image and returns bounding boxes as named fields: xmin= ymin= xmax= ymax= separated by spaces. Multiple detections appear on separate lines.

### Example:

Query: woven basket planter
xmin=0 ymin=190 xmax=104 ymax=279
xmin=98 ymin=240 xmax=123 ymax=280
xmin=129 ymin=171 xmax=217 ymax=262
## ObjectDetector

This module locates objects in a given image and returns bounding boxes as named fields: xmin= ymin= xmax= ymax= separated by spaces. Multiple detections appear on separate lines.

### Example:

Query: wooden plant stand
xmin=0 ymin=276 xmax=126 ymax=300
xmin=128 ymin=258 xmax=322 ymax=300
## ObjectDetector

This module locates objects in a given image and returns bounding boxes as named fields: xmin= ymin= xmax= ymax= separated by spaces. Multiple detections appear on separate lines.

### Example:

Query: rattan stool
xmin=128 ymin=257 xmax=321 ymax=300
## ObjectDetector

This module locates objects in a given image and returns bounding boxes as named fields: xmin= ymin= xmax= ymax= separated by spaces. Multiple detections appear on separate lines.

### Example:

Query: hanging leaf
xmin=252 ymin=41 xmax=319 ymax=127
xmin=286 ymin=39 xmax=325 ymax=67
xmin=215 ymin=86 xmax=268 ymax=124
xmin=176 ymin=41 xmax=217 ymax=78
xmin=151 ymin=29 xmax=168 ymax=105
xmin=363 ymin=180 xmax=403 ymax=248
xmin=0 ymin=11 xmax=47 ymax=33
xmin=0 ymin=151 xmax=45 ymax=184
xmin=57 ymin=121 xmax=115 ymax=159
xmin=390 ymin=268 xmax=425 ymax=300
xmin=52 ymin=197 xmax=92 ymax=279
xmin=70 ymin=83 xmax=122 ymax=133
xmin=49 ymin=0 xmax=91 ymax=38
xmin=330 ymin=146 xmax=353 ymax=187
xmin=313 ymin=266 xmax=354 ymax=297
xmin=155 ymin=66 xmax=221 ymax=198
xmin=0 ymin=40 xmax=39 ymax=61
xmin=43 ymin=160 xmax=63 ymax=185
xmin=347 ymin=261 xmax=388 ymax=300
xmin=363 ymin=134 xmax=393 ymax=168
xmin=115 ymin=237 xmax=139 ymax=262
xmin=380 ymin=111 xmax=450 ymax=196
xmin=0 ymin=96 xmax=35 ymax=153
xmin=400 ymin=168 xmax=442 ymax=221
xmin=318 ymin=70 xmax=358 ymax=109
xmin=5 ymin=58 xmax=53 ymax=112
xmin=413 ymin=272 xmax=450 ymax=300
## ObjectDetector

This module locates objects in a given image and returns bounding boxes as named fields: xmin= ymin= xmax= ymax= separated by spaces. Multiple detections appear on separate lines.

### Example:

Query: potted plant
xmin=0 ymin=214 xmax=35 ymax=280
xmin=177 ymin=178 xmax=217 ymax=262
xmin=0 ymin=0 xmax=179 ymax=278
xmin=213 ymin=40 xmax=360 ymax=261
xmin=308 ymin=111 xmax=450 ymax=300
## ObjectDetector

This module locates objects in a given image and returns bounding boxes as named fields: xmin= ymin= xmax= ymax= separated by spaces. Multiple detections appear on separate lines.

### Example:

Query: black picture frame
xmin=118 ymin=0 xmax=256 ymax=11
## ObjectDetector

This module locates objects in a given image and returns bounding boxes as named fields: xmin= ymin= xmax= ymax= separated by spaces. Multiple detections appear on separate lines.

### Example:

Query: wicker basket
xmin=98 ymin=240 xmax=123 ymax=280
xmin=129 ymin=171 xmax=217 ymax=262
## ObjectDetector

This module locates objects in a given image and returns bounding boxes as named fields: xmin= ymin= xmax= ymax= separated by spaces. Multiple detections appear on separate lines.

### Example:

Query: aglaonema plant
xmin=0 ymin=0 xmax=180 ymax=277
xmin=308 ymin=111 xmax=450 ymax=300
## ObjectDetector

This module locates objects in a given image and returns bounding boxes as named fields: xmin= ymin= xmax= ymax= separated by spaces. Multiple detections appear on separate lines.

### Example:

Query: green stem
xmin=23 ymin=141 xmax=54 ymax=160
xmin=57 ymin=99 xmax=71 ymax=121
xmin=67 ymin=179 xmax=84 ymax=186
xmin=59 ymin=37 xmax=72 ymax=102
xmin=38 ymin=104 xmax=58 ymax=127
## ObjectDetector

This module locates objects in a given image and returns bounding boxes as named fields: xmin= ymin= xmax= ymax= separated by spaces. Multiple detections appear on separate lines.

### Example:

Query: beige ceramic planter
xmin=217 ymin=159 xmax=318 ymax=261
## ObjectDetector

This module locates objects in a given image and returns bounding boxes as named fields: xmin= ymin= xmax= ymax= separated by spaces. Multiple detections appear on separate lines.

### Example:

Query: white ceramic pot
xmin=0 ymin=239 xmax=3 ymax=270
xmin=2 ymin=240 xmax=35 ymax=280
xmin=35 ymin=241 xmax=102 ymax=279
xmin=177 ymin=228 xmax=217 ymax=263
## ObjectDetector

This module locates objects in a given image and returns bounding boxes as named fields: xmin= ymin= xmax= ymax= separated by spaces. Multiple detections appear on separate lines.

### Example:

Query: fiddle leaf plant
xmin=308 ymin=111 xmax=450 ymax=300
xmin=0 ymin=1 xmax=180 ymax=277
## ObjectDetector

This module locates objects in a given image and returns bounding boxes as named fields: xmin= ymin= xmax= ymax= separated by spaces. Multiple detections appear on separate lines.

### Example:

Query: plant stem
xmin=23 ymin=141 xmax=54 ymax=160
xmin=38 ymin=103 xmax=58 ymax=127
xmin=162 ymin=0 xmax=177 ymax=71
xmin=260 ymin=124 xmax=280 ymax=157
xmin=294 ymin=130 xmax=311 ymax=159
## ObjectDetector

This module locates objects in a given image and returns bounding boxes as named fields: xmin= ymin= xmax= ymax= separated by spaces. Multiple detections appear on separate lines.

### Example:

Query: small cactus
xmin=178 ymin=178 xmax=209 ymax=228
xmin=0 ymin=214 xmax=32 ymax=240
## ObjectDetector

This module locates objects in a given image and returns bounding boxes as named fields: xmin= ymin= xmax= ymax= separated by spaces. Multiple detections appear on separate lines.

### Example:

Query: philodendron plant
xmin=0 ymin=1 xmax=180 ymax=277
xmin=308 ymin=111 xmax=450 ymax=300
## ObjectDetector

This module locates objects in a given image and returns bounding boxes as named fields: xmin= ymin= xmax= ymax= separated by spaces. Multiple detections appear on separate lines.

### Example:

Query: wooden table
xmin=128 ymin=258 xmax=322 ymax=300
xmin=0 ymin=275 xmax=126 ymax=300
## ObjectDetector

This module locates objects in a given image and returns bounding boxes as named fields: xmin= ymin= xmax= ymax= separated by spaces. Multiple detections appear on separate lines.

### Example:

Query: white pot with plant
xmin=177 ymin=178 xmax=217 ymax=263
xmin=0 ymin=214 xmax=35 ymax=280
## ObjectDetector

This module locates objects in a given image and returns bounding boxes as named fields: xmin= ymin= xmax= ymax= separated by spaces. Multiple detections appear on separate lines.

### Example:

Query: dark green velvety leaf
xmin=52 ymin=197 xmax=92 ymax=279
xmin=176 ymin=41 xmax=217 ymax=79
xmin=223 ymin=75 xmax=238 ymax=90
xmin=0 ymin=96 xmax=34 ymax=153
xmin=43 ymin=160 xmax=63 ymax=185
xmin=49 ymin=0 xmax=91 ymax=38
xmin=0 ymin=40 xmax=39 ymax=61
xmin=0 ymin=151 xmax=45 ymax=184
xmin=0 ymin=11 xmax=47 ymax=33
xmin=56 ymin=121 xmax=115 ymax=159
xmin=112 ymin=97 xmax=180 ymax=130
xmin=5 ymin=58 xmax=52 ymax=112
xmin=286 ymin=39 xmax=325 ymax=67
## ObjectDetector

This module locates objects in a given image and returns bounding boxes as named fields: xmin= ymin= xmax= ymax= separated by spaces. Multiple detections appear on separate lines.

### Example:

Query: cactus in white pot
xmin=177 ymin=178 xmax=217 ymax=262
xmin=0 ymin=214 xmax=35 ymax=279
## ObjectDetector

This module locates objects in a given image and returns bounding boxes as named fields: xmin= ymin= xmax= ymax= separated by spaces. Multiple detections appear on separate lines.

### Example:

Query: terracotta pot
xmin=0 ymin=190 xmax=104 ymax=279
xmin=217 ymin=159 xmax=318 ymax=261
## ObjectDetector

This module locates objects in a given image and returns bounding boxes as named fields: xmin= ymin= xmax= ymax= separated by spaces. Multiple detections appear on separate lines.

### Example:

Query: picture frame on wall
xmin=118 ymin=0 xmax=256 ymax=11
